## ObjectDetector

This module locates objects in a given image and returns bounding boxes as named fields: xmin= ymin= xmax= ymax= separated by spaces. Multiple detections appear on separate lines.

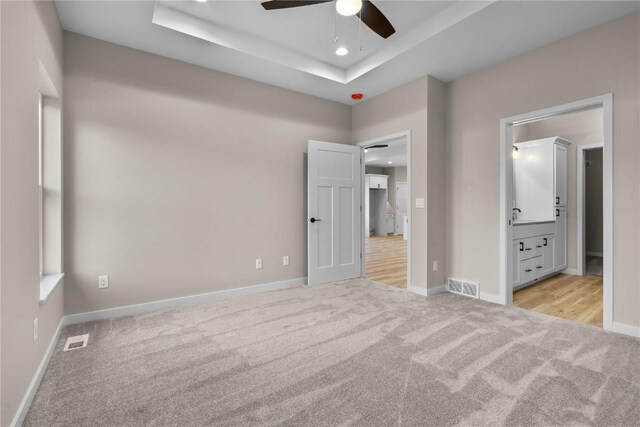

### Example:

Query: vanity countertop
xmin=514 ymin=219 xmax=555 ymax=225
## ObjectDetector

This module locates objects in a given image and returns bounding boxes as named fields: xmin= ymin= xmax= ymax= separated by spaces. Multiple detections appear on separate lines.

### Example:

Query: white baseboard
xmin=407 ymin=285 xmax=428 ymax=296
xmin=562 ymin=268 xmax=580 ymax=276
xmin=64 ymin=277 xmax=307 ymax=325
xmin=479 ymin=292 xmax=503 ymax=305
xmin=407 ymin=284 xmax=451 ymax=297
xmin=611 ymin=321 xmax=640 ymax=338
xmin=586 ymin=251 xmax=603 ymax=257
xmin=11 ymin=318 xmax=64 ymax=427
xmin=427 ymin=284 xmax=447 ymax=296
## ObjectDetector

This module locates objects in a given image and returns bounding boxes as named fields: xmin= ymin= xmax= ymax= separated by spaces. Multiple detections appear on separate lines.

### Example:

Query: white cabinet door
xmin=512 ymin=240 xmax=522 ymax=287
xmin=386 ymin=214 xmax=395 ymax=234
xmin=308 ymin=140 xmax=361 ymax=285
xmin=515 ymin=142 xmax=554 ymax=221
xmin=541 ymin=234 xmax=556 ymax=275
xmin=395 ymin=214 xmax=407 ymax=235
xmin=554 ymin=144 xmax=567 ymax=207
xmin=369 ymin=176 xmax=388 ymax=190
xmin=554 ymin=207 xmax=567 ymax=270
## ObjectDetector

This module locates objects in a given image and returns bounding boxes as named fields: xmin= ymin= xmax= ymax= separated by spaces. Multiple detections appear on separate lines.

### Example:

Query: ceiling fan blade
xmin=358 ymin=1 xmax=395 ymax=39
xmin=261 ymin=0 xmax=333 ymax=11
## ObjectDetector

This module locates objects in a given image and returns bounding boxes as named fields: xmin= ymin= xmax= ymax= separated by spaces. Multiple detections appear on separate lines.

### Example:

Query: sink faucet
xmin=512 ymin=208 xmax=521 ymax=221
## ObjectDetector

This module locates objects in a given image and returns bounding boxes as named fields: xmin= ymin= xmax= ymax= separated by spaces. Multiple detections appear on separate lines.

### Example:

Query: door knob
xmin=310 ymin=217 xmax=321 ymax=223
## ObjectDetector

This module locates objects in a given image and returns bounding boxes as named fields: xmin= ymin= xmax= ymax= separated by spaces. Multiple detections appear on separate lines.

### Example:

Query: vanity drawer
xmin=531 ymin=222 xmax=556 ymax=236
xmin=520 ymin=257 xmax=537 ymax=283
xmin=519 ymin=237 xmax=541 ymax=260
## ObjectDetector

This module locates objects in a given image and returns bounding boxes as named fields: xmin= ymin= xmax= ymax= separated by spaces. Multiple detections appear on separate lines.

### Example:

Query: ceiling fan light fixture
xmin=335 ymin=47 xmax=349 ymax=56
xmin=336 ymin=0 xmax=362 ymax=17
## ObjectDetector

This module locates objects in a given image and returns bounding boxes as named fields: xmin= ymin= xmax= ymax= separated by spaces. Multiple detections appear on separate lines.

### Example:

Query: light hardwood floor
xmin=365 ymin=235 xmax=407 ymax=289
xmin=513 ymin=273 xmax=603 ymax=327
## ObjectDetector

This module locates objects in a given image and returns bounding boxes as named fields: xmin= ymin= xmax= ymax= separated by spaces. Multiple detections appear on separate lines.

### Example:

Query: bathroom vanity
xmin=512 ymin=137 xmax=570 ymax=290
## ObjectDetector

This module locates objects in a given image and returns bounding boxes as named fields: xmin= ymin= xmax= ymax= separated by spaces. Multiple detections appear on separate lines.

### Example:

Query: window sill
xmin=40 ymin=273 xmax=64 ymax=304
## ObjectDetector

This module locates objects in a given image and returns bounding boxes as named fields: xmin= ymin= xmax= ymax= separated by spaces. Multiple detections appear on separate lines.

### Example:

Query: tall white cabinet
xmin=513 ymin=137 xmax=570 ymax=222
xmin=512 ymin=137 xmax=570 ymax=290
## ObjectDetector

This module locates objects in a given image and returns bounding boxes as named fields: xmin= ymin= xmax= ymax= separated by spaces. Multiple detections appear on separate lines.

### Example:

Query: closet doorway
xmin=358 ymin=132 xmax=410 ymax=289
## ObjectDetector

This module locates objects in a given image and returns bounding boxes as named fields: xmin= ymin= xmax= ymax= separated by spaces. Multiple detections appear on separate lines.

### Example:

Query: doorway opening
xmin=500 ymin=96 xmax=612 ymax=330
xmin=578 ymin=145 xmax=604 ymax=278
xmin=358 ymin=132 xmax=410 ymax=289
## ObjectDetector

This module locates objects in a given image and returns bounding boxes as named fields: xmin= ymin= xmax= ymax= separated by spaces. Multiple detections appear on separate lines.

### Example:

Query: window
xmin=39 ymin=93 xmax=44 ymax=278
xmin=38 ymin=64 xmax=64 ymax=303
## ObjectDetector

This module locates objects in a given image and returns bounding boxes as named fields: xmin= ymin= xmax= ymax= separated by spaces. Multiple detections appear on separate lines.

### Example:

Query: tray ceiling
xmin=55 ymin=1 xmax=639 ymax=104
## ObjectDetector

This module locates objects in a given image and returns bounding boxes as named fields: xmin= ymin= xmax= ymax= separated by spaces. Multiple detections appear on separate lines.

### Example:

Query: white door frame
xmin=499 ymin=94 xmax=613 ymax=331
xmin=357 ymin=130 xmax=411 ymax=289
xmin=577 ymin=143 xmax=604 ymax=276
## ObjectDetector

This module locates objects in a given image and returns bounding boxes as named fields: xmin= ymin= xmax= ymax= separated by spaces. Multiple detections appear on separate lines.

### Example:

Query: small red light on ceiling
xmin=351 ymin=93 xmax=364 ymax=100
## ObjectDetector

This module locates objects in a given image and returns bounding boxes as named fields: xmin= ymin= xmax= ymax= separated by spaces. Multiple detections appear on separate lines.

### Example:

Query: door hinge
xmin=360 ymin=253 xmax=362 ymax=259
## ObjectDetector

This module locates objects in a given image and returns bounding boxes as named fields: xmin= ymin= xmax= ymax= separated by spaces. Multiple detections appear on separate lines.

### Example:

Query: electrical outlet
xmin=433 ymin=260 xmax=438 ymax=271
xmin=98 ymin=275 xmax=109 ymax=289
xmin=415 ymin=198 xmax=425 ymax=209
xmin=283 ymin=256 xmax=290 ymax=266
xmin=33 ymin=318 xmax=38 ymax=342
xmin=255 ymin=259 xmax=263 ymax=269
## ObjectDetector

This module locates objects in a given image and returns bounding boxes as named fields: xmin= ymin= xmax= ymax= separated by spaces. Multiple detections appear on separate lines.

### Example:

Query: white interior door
xmin=308 ymin=140 xmax=362 ymax=285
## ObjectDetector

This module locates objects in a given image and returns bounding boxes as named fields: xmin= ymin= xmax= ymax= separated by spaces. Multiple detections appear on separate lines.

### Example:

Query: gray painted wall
xmin=352 ymin=76 xmax=447 ymax=290
xmin=63 ymin=33 xmax=351 ymax=315
xmin=0 ymin=1 xmax=64 ymax=425
xmin=446 ymin=12 xmax=639 ymax=327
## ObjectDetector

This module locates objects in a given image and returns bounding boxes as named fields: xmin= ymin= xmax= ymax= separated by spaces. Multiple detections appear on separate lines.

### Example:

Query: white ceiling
xmin=55 ymin=1 xmax=639 ymax=105
xmin=364 ymin=141 xmax=407 ymax=167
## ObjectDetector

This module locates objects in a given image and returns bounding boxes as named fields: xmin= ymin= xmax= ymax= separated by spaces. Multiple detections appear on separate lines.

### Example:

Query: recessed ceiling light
xmin=335 ymin=47 xmax=349 ymax=56
xmin=195 ymin=0 xmax=207 ymax=3
xmin=388 ymin=161 xmax=393 ymax=164
xmin=336 ymin=0 xmax=362 ymax=17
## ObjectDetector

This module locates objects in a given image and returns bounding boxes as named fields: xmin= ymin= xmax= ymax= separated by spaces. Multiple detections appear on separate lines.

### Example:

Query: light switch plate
xmin=256 ymin=259 xmax=263 ymax=269
xmin=416 ymin=198 xmax=425 ymax=209
xmin=283 ymin=256 xmax=290 ymax=266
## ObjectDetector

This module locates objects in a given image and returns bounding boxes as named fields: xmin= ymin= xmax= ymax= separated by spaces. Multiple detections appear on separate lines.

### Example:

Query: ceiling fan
xmin=261 ymin=0 xmax=396 ymax=39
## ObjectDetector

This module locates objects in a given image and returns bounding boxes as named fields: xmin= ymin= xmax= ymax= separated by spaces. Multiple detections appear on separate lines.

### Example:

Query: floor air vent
xmin=63 ymin=334 xmax=89 ymax=351
xmin=447 ymin=278 xmax=479 ymax=298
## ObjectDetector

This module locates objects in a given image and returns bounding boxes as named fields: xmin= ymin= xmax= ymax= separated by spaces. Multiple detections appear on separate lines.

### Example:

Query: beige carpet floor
xmin=25 ymin=279 xmax=640 ymax=426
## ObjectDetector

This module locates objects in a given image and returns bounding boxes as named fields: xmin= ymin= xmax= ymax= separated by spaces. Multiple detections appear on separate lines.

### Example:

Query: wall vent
xmin=63 ymin=334 xmax=89 ymax=351
xmin=447 ymin=278 xmax=479 ymax=298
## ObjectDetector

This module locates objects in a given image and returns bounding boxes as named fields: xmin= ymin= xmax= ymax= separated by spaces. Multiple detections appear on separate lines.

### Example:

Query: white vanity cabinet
xmin=511 ymin=136 xmax=569 ymax=290
xmin=513 ymin=137 xmax=570 ymax=222
xmin=554 ymin=144 xmax=568 ymax=207
xmin=512 ymin=220 xmax=566 ymax=290
xmin=554 ymin=207 xmax=567 ymax=270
